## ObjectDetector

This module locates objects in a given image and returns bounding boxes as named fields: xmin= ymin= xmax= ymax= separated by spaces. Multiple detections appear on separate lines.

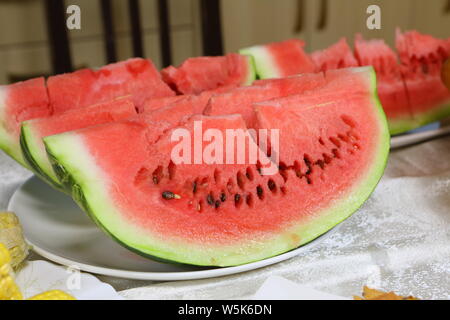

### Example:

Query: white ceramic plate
xmin=8 ymin=177 xmax=339 ymax=281
xmin=391 ymin=125 xmax=450 ymax=149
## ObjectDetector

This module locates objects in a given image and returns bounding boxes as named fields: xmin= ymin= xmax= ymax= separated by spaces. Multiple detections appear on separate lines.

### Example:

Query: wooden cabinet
xmin=0 ymin=0 xmax=449 ymax=84
xmin=0 ymin=0 xmax=200 ymax=83
xmin=221 ymin=0 xmax=446 ymax=52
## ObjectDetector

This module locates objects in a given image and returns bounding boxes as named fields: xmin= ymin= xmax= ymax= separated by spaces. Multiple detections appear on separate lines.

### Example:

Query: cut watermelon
xmin=44 ymin=66 xmax=389 ymax=266
xmin=354 ymin=34 xmax=414 ymax=134
xmin=161 ymin=53 xmax=255 ymax=95
xmin=240 ymin=39 xmax=316 ymax=79
xmin=48 ymin=58 xmax=175 ymax=113
xmin=20 ymin=98 xmax=137 ymax=189
xmin=242 ymin=31 xmax=450 ymax=135
xmin=204 ymin=73 xmax=326 ymax=127
xmin=0 ymin=58 xmax=175 ymax=168
xmin=396 ymin=29 xmax=450 ymax=126
xmin=0 ymin=77 xmax=50 ymax=166
xmin=311 ymin=38 xmax=358 ymax=72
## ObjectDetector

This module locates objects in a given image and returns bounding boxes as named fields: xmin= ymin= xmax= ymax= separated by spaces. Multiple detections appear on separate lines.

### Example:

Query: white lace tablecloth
xmin=1 ymin=137 xmax=449 ymax=300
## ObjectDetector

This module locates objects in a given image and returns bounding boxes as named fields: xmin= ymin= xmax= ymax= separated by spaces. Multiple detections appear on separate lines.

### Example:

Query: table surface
xmin=2 ymin=136 xmax=449 ymax=300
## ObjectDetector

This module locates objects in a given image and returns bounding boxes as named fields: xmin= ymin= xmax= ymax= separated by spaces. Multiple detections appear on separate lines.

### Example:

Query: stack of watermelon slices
xmin=241 ymin=30 xmax=450 ymax=135
xmin=0 ymin=40 xmax=391 ymax=265
xmin=42 ymin=66 xmax=389 ymax=266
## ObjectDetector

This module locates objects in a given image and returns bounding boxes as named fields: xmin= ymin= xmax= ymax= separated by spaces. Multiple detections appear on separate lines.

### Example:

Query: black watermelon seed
xmin=256 ymin=186 xmax=263 ymax=198
xmin=268 ymin=180 xmax=276 ymax=191
xmin=235 ymin=194 xmax=241 ymax=203
xmin=214 ymin=200 xmax=221 ymax=208
xmin=207 ymin=194 xmax=215 ymax=206
xmin=162 ymin=191 xmax=180 ymax=200
xmin=192 ymin=181 xmax=197 ymax=194
xmin=220 ymin=193 xmax=226 ymax=202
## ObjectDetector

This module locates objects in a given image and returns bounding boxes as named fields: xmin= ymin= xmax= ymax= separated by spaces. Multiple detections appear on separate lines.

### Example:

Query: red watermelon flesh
xmin=354 ymin=34 xmax=413 ymax=134
xmin=20 ymin=97 xmax=137 ymax=187
xmin=138 ymin=90 xmax=222 ymax=140
xmin=47 ymin=58 xmax=175 ymax=114
xmin=240 ymin=39 xmax=316 ymax=79
xmin=204 ymin=73 xmax=326 ymax=128
xmin=311 ymin=38 xmax=358 ymax=72
xmin=141 ymin=84 xmax=235 ymax=114
xmin=43 ymin=66 xmax=389 ymax=266
xmin=146 ymin=95 xmax=208 ymax=129
xmin=161 ymin=53 xmax=255 ymax=95
xmin=142 ymin=96 xmax=188 ymax=113
xmin=396 ymin=29 xmax=450 ymax=124
xmin=0 ymin=77 xmax=50 ymax=165
xmin=259 ymin=39 xmax=315 ymax=75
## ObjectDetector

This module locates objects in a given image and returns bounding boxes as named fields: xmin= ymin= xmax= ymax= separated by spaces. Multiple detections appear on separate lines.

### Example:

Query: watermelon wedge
xmin=48 ymin=58 xmax=174 ymax=114
xmin=354 ymin=34 xmax=415 ymax=135
xmin=240 ymin=39 xmax=316 ymax=79
xmin=311 ymin=38 xmax=358 ymax=72
xmin=20 ymin=98 xmax=137 ymax=189
xmin=44 ymin=66 xmax=389 ymax=266
xmin=161 ymin=53 xmax=255 ymax=95
xmin=0 ymin=77 xmax=50 ymax=166
xmin=396 ymin=29 xmax=450 ymax=126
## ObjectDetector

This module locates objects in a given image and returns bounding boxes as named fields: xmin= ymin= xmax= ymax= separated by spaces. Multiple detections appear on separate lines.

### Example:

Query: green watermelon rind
xmin=413 ymin=100 xmax=450 ymax=127
xmin=241 ymin=54 xmax=257 ymax=85
xmin=388 ymin=100 xmax=450 ymax=136
xmin=0 ymin=110 xmax=28 ymax=168
xmin=388 ymin=117 xmax=420 ymax=136
xmin=43 ymin=67 xmax=390 ymax=267
xmin=0 ymin=129 xmax=27 ymax=167
xmin=239 ymin=45 xmax=280 ymax=80
xmin=20 ymin=123 xmax=66 ymax=192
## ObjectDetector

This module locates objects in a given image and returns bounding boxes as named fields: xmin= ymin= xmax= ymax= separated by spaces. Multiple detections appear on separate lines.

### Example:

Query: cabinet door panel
xmin=221 ymin=0 xmax=309 ymax=52
xmin=413 ymin=0 xmax=450 ymax=39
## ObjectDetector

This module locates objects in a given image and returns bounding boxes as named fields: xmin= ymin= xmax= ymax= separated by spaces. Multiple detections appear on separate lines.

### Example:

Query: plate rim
xmin=390 ymin=125 xmax=450 ymax=149
xmin=8 ymin=176 xmax=339 ymax=281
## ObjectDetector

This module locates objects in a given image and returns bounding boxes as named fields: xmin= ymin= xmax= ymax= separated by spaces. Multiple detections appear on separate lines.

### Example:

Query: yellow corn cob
xmin=29 ymin=290 xmax=75 ymax=300
xmin=1 ymin=243 xmax=75 ymax=300
xmin=0 ymin=212 xmax=29 ymax=270
xmin=0 ymin=243 xmax=23 ymax=300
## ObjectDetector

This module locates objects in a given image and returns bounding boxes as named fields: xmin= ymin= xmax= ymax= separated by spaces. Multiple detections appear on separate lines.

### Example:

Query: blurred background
xmin=0 ymin=0 xmax=448 ymax=84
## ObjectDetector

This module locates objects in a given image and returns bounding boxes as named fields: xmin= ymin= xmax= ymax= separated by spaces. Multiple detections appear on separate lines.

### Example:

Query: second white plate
xmin=391 ymin=125 xmax=450 ymax=149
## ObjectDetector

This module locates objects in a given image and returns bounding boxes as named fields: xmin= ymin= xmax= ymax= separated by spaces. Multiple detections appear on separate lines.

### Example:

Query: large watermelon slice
xmin=311 ymin=38 xmax=358 ymax=72
xmin=0 ymin=77 xmax=50 ymax=166
xmin=396 ymin=29 xmax=450 ymax=126
xmin=44 ymin=66 xmax=389 ymax=266
xmin=240 ymin=39 xmax=316 ymax=79
xmin=161 ymin=53 xmax=255 ymax=95
xmin=354 ymin=34 xmax=415 ymax=135
xmin=20 ymin=98 xmax=137 ymax=189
